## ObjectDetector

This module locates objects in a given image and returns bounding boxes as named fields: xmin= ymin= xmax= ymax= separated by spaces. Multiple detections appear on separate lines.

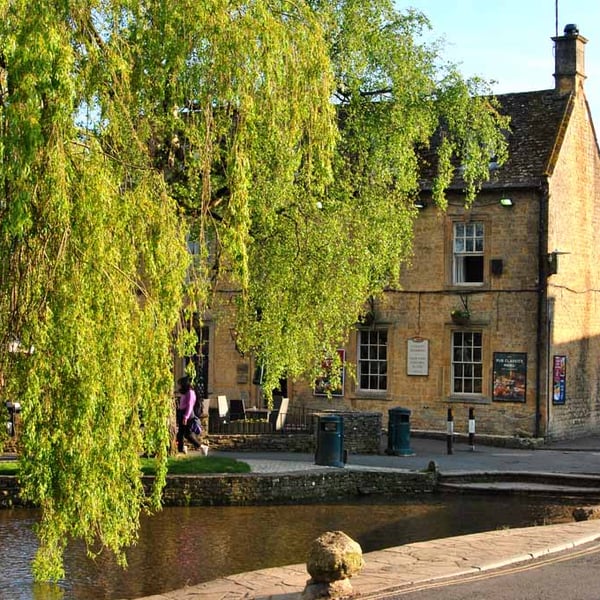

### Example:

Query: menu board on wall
xmin=407 ymin=338 xmax=429 ymax=376
xmin=493 ymin=352 xmax=527 ymax=402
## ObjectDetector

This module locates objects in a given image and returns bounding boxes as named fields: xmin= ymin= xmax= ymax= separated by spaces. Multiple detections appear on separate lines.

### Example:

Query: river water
xmin=0 ymin=494 xmax=578 ymax=600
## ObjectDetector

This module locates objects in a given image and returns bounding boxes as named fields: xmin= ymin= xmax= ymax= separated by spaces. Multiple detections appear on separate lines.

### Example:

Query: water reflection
xmin=0 ymin=494 xmax=576 ymax=599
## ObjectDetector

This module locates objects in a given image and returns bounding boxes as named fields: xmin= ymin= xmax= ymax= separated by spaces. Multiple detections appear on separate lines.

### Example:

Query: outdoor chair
xmin=229 ymin=398 xmax=246 ymax=421
xmin=217 ymin=395 xmax=229 ymax=423
xmin=269 ymin=397 xmax=289 ymax=431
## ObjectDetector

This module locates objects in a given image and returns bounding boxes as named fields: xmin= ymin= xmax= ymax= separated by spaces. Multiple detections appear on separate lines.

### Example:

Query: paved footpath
xmin=132 ymin=435 xmax=600 ymax=600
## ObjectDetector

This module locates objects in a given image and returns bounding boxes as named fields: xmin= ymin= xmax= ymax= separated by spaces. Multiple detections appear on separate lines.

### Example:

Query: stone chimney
xmin=553 ymin=24 xmax=587 ymax=95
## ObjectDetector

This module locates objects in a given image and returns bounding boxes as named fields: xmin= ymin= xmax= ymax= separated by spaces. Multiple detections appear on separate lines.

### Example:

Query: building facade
xmin=187 ymin=25 xmax=600 ymax=441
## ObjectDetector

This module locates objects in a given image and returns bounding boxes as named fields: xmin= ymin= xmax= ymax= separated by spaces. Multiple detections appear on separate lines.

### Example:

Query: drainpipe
xmin=535 ymin=181 xmax=550 ymax=438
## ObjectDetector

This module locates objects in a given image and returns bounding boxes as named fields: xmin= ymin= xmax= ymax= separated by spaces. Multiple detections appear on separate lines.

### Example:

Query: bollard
xmin=446 ymin=408 xmax=454 ymax=455
xmin=468 ymin=407 xmax=475 ymax=451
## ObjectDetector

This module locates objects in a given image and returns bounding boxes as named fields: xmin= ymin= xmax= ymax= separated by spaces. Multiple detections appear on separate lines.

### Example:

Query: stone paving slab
xmin=440 ymin=481 xmax=600 ymax=493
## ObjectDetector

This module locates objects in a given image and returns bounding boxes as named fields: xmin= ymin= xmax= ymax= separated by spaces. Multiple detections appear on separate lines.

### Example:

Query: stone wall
xmin=0 ymin=476 xmax=25 ymax=508
xmin=208 ymin=433 xmax=315 ymax=453
xmin=544 ymin=90 xmax=600 ymax=440
xmin=0 ymin=469 xmax=436 ymax=509
xmin=317 ymin=411 xmax=382 ymax=454
xmin=150 ymin=470 xmax=436 ymax=507
xmin=208 ymin=411 xmax=382 ymax=455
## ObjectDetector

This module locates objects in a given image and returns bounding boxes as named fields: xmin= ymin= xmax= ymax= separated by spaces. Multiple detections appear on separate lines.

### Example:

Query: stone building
xmin=185 ymin=25 xmax=600 ymax=441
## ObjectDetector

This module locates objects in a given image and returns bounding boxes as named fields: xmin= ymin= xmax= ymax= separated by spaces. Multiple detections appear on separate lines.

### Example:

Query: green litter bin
xmin=315 ymin=414 xmax=345 ymax=467
xmin=387 ymin=407 xmax=414 ymax=456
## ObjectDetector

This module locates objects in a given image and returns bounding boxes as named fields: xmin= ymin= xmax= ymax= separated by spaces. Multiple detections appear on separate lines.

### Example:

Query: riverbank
xmin=0 ymin=466 xmax=437 ymax=508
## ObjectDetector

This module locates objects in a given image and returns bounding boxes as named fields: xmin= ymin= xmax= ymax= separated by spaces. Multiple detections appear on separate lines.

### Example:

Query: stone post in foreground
xmin=302 ymin=530 xmax=364 ymax=599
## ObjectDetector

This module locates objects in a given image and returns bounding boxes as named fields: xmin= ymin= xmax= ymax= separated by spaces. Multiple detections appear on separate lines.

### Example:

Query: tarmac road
xmin=371 ymin=540 xmax=600 ymax=600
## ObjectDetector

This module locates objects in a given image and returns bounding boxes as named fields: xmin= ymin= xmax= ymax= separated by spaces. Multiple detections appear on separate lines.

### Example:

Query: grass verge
xmin=0 ymin=455 xmax=251 ymax=476
xmin=141 ymin=454 xmax=251 ymax=475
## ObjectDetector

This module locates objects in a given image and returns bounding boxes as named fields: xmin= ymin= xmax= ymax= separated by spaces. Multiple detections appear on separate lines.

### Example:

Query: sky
xmin=398 ymin=0 xmax=600 ymax=121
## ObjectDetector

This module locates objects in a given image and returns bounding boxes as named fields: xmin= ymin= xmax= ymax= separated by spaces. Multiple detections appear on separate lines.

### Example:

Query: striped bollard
xmin=446 ymin=408 xmax=454 ymax=455
xmin=468 ymin=407 xmax=475 ymax=451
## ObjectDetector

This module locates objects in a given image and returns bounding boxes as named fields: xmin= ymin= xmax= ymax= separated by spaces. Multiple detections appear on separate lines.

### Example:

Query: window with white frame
xmin=452 ymin=331 xmax=482 ymax=394
xmin=453 ymin=222 xmax=484 ymax=284
xmin=358 ymin=329 xmax=388 ymax=391
xmin=185 ymin=235 xmax=201 ymax=284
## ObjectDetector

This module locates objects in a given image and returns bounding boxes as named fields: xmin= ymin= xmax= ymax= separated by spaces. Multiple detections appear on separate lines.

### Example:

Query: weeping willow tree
xmin=206 ymin=1 xmax=510 ymax=394
xmin=0 ymin=0 xmax=508 ymax=583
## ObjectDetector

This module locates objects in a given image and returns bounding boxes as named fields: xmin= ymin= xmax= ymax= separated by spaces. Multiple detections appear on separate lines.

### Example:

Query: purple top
xmin=179 ymin=388 xmax=196 ymax=421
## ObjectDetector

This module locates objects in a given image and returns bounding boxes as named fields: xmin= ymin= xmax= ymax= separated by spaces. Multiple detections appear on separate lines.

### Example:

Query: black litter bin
xmin=315 ymin=414 xmax=345 ymax=467
xmin=387 ymin=407 xmax=414 ymax=456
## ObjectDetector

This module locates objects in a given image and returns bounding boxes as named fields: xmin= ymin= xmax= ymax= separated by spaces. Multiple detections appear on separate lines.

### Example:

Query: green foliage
xmin=0 ymin=0 xmax=508 ymax=582
xmin=221 ymin=0 xmax=509 ymax=396
xmin=0 ymin=0 xmax=188 ymax=581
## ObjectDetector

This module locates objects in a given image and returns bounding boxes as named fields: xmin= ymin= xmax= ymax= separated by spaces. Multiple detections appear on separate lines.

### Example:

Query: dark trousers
xmin=176 ymin=409 xmax=201 ymax=451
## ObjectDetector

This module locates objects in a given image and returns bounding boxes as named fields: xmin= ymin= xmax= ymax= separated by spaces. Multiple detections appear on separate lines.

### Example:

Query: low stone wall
xmin=0 ymin=469 xmax=436 ymax=509
xmin=327 ymin=411 xmax=381 ymax=454
xmin=150 ymin=469 xmax=437 ymax=507
xmin=208 ymin=411 xmax=383 ymax=454
xmin=208 ymin=433 xmax=315 ymax=453
xmin=411 ymin=430 xmax=545 ymax=450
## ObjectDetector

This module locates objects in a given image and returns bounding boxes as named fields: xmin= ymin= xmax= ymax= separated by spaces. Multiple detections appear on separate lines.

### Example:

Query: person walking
xmin=176 ymin=376 xmax=201 ymax=453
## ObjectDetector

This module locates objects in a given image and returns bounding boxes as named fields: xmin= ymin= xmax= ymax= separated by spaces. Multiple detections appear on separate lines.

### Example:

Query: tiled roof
xmin=421 ymin=89 xmax=573 ymax=192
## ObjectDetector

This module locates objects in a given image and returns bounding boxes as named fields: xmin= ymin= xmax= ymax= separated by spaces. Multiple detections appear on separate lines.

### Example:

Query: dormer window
xmin=453 ymin=222 xmax=484 ymax=285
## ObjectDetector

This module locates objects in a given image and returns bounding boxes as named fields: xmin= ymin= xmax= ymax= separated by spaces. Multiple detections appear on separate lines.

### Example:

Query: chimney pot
xmin=564 ymin=23 xmax=579 ymax=36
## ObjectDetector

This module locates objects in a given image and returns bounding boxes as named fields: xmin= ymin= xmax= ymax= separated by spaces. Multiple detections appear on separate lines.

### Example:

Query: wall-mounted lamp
xmin=547 ymin=249 xmax=570 ymax=276
xmin=499 ymin=198 xmax=514 ymax=207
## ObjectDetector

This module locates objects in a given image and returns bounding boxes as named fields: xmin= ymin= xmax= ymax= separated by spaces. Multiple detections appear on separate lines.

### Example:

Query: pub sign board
xmin=493 ymin=352 xmax=527 ymax=403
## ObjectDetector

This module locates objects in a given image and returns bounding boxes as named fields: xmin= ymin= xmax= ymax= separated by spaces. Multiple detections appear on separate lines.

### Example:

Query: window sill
xmin=354 ymin=391 xmax=389 ymax=399
xmin=446 ymin=282 xmax=490 ymax=292
xmin=446 ymin=395 xmax=491 ymax=405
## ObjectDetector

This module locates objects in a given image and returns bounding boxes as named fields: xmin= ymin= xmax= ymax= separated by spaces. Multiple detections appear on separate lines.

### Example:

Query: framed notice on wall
xmin=407 ymin=337 xmax=429 ymax=376
xmin=493 ymin=352 xmax=527 ymax=402
xmin=552 ymin=355 xmax=567 ymax=405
